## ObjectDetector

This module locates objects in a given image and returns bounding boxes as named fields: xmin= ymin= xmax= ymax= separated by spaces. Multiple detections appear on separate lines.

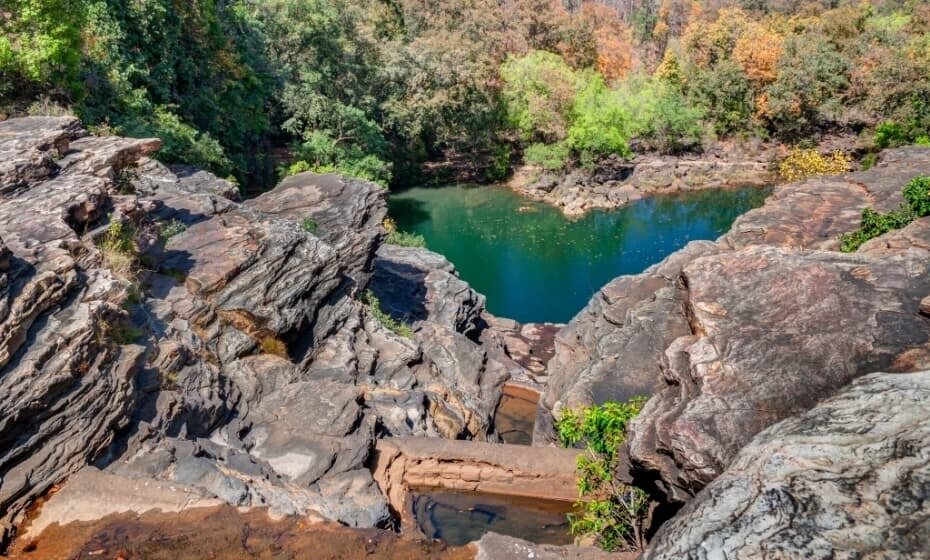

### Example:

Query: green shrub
xmin=556 ymin=397 xmax=649 ymax=552
xmin=567 ymin=73 xmax=633 ymax=165
xmin=122 ymin=108 xmax=232 ymax=177
xmin=362 ymin=290 xmax=413 ymax=338
xmin=840 ymin=207 xmax=913 ymax=252
xmin=839 ymin=175 xmax=930 ymax=252
xmin=383 ymin=217 xmax=426 ymax=248
xmin=158 ymin=219 xmax=187 ymax=243
xmin=301 ymin=218 xmax=318 ymax=233
xmin=101 ymin=319 xmax=144 ymax=346
xmin=386 ymin=230 xmax=426 ymax=248
xmin=484 ymin=143 xmax=512 ymax=182
xmin=861 ymin=153 xmax=878 ymax=171
xmin=903 ymin=175 xmax=930 ymax=216
xmin=98 ymin=219 xmax=139 ymax=279
xmin=684 ymin=60 xmax=754 ymax=136
xmin=281 ymin=155 xmax=391 ymax=188
xmin=874 ymin=121 xmax=909 ymax=150
xmin=524 ymin=142 xmax=571 ymax=170
xmin=616 ymin=74 xmax=705 ymax=154
xmin=500 ymin=51 xmax=581 ymax=142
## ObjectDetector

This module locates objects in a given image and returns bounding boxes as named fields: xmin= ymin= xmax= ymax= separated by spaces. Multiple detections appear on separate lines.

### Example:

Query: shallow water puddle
xmin=412 ymin=490 xmax=574 ymax=547
xmin=8 ymin=506 xmax=470 ymax=560
xmin=494 ymin=385 xmax=540 ymax=445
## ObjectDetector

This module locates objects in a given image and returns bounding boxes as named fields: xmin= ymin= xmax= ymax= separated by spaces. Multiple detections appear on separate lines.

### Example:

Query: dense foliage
xmin=840 ymin=175 xmax=930 ymax=252
xmin=3 ymin=1 xmax=930 ymax=187
xmin=557 ymin=397 xmax=649 ymax=551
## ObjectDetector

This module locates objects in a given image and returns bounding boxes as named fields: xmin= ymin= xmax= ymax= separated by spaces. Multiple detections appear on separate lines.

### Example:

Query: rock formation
xmin=0 ymin=117 xmax=523 ymax=545
xmin=538 ymin=147 xmax=930 ymax=511
xmin=642 ymin=371 xmax=930 ymax=559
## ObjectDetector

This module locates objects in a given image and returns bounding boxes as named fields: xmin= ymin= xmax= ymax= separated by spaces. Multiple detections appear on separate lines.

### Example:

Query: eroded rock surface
xmin=642 ymin=371 xmax=930 ymax=559
xmin=630 ymin=245 xmax=930 ymax=503
xmin=534 ymin=241 xmax=717 ymax=445
xmin=0 ymin=117 xmax=522 ymax=545
xmin=539 ymin=147 xmax=930 ymax=513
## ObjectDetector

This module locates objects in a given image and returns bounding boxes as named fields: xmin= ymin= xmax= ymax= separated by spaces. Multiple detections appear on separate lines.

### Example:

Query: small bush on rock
xmin=98 ymin=219 xmax=138 ymax=279
xmin=556 ymin=397 xmax=649 ymax=552
xmin=383 ymin=217 xmax=426 ymax=248
xmin=840 ymin=175 xmax=930 ymax=252
xmin=301 ymin=218 xmax=318 ymax=233
xmin=158 ymin=219 xmax=187 ymax=243
xmin=362 ymin=290 xmax=413 ymax=338
xmin=259 ymin=336 xmax=289 ymax=358
xmin=903 ymin=175 xmax=930 ymax=217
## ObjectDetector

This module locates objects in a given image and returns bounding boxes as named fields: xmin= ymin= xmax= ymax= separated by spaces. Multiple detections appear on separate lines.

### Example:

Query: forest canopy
xmin=2 ymin=0 xmax=929 ymax=189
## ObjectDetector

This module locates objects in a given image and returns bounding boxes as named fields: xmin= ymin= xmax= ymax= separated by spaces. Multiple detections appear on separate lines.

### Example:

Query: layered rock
xmin=0 ymin=117 xmax=156 ymax=543
xmin=534 ymin=241 xmax=717 ymax=445
xmin=0 ymin=117 xmax=518 ymax=545
xmin=629 ymin=244 xmax=930 ymax=503
xmin=538 ymin=147 xmax=930 ymax=512
xmin=642 ymin=371 xmax=930 ymax=559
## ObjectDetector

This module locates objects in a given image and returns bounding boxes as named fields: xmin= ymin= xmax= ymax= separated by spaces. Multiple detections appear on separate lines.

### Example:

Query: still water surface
xmin=389 ymin=184 xmax=770 ymax=323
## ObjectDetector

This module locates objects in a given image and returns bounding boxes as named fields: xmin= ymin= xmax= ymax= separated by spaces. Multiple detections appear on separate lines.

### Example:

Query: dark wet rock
xmin=642 ymin=371 xmax=930 ymax=560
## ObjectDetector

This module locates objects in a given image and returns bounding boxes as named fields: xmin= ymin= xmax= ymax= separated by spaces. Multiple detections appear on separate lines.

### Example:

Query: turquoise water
xmin=389 ymin=184 xmax=770 ymax=323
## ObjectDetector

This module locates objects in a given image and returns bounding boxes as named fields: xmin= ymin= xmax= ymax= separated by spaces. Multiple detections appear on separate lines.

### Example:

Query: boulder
xmin=370 ymin=244 xmax=485 ymax=337
xmin=628 ymin=244 xmax=930 ymax=504
xmin=642 ymin=371 xmax=930 ymax=559
xmin=534 ymin=241 xmax=717 ymax=444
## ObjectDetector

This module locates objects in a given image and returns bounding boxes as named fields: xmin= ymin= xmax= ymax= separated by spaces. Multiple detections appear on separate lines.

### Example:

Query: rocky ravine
xmin=538 ymin=146 xmax=930 ymax=554
xmin=0 ymin=117 xmax=540 ymax=547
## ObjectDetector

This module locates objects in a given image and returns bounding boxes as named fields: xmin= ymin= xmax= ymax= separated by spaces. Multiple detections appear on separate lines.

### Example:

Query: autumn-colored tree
xmin=580 ymin=3 xmax=635 ymax=81
xmin=733 ymin=23 xmax=783 ymax=85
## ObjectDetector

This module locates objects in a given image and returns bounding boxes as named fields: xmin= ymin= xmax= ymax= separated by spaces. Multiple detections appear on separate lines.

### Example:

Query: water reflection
xmin=412 ymin=490 xmax=574 ymax=547
xmin=389 ymin=185 xmax=771 ymax=323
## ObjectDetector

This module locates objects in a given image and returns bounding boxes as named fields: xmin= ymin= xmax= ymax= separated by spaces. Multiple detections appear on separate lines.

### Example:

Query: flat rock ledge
xmin=372 ymin=437 xmax=579 ymax=535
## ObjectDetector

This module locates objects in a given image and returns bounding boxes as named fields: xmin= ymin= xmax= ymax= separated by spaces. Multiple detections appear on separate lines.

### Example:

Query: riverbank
xmin=505 ymin=135 xmax=871 ymax=217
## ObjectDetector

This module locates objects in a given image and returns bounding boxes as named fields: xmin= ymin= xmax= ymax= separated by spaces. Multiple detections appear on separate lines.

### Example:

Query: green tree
xmin=567 ymin=73 xmax=633 ymax=165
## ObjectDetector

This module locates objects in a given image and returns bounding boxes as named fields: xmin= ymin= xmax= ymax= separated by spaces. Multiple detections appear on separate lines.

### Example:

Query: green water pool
xmin=389 ymin=184 xmax=770 ymax=323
